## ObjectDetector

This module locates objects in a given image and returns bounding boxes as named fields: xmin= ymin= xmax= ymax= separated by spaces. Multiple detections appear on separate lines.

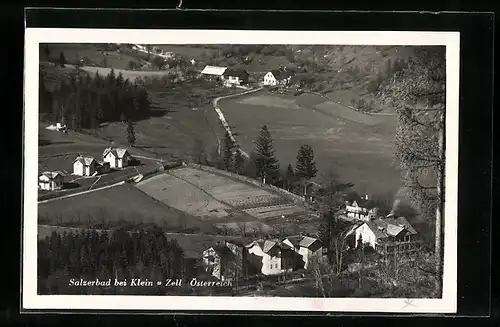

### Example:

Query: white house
xmin=263 ymin=68 xmax=295 ymax=86
xmin=245 ymin=239 xmax=297 ymax=276
xmin=281 ymin=235 xmax=324 ymax=269
xmin=102 ymin=147 xmax=131 ymax=169
xmin=349 ymin=216 xmax=419 ymax=252
xmin=345 ymin=195 xmax=378 ymax=221
xmin=221 ymin=68 xmax=250 ymax=87
xmin=73 ymin=155 xmax=97 ymax=176
xmin=38 ymin=171 xmax=65 ymax=191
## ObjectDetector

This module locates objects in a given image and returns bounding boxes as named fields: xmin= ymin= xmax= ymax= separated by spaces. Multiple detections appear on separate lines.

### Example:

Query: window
xmin=270 ymin=264 xmax=273 ymax=269
xmin=275 ymin=264 xmax=278 ymax=269
xmin=404 ymin=235 xmax=410 ymax=242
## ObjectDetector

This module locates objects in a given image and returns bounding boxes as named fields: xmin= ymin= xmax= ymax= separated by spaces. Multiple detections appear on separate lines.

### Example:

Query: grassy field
xmin=38 ymin=122 xmax=165 ymax=197
xmin=78 ymin=65 xmax=169 ymax=81
xmin=90 ymin=80 xmax=238 ymax=161
xmin=38 ymin=183 xmax=216 ymax=233
xmin=41 ymin=43 xmax=145 ymax=70
xmin=218 ymin=90 xmax=402 ymax=195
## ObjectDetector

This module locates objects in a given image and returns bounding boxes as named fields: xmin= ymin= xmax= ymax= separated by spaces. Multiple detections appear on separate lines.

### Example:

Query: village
xmin=37 ymin=43 xmax=439 ymax=297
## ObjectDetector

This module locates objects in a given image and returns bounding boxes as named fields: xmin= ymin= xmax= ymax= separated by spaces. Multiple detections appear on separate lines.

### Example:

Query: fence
xmin=188 ymin=163 xmax=306 ymax=205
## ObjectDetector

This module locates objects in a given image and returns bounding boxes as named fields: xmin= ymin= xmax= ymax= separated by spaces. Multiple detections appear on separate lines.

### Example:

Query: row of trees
xmin=206 ymin=125 xmax=319 ymax=198
xmin=38 ymin=228 xmax=187 ymax=295
xmin=39 ymin=68 xmax=151 ymax=130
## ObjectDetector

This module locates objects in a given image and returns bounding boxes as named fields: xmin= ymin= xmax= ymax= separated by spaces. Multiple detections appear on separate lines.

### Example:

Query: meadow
xmin=218 ymin=90 xmax=402 ymax=195
xmin=90 ymin=79 xmax=237 ymax=161
xmin=38 ymin=183 xmax=216 ymax=233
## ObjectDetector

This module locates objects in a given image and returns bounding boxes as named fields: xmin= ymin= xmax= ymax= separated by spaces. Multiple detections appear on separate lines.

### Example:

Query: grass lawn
xmin=38 ymin=183 xmax=216 ymax=233
xmin=41 ymin=43 xmax=144 ymax=70
xmin=218 ymin=90 xmax=403 ymax=196
xmin=90 ymin=80 xmax=238 ymax=161
xmin=78 ymin=66 xmax=170 ymax=82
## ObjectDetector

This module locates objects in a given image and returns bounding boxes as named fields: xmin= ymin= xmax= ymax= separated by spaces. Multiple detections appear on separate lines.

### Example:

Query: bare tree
xmin=380 ymin=47 xmax=445 ymax=295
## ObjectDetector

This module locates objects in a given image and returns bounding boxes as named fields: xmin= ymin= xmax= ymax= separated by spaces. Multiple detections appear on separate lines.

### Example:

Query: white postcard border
xmin=23 ymin=29 xmax=459 ymax=313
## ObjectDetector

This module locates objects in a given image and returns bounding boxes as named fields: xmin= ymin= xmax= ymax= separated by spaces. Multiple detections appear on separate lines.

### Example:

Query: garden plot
xmin=168 ymin=167 xmax=284 ymax=208
xmin=243 ymin=204 xmax=307 ymax=220
xmin=136 ymin=172 xmax=232 ymax=220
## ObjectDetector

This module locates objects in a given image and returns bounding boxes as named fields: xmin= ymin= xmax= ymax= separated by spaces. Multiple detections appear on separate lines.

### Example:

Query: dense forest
xmin=39 ymin=69 xmax=151 ymax=129
xmin=38 ymin=228 xmax=188 ymax=295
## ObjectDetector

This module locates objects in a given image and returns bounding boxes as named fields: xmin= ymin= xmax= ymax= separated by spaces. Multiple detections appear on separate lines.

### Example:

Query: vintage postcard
xmin=23 ymin=29 xmax=459 ymax=313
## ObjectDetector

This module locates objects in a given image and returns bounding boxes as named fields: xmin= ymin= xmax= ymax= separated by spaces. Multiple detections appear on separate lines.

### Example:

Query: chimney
xmin=365 ymin=194 xmax=369 ymax=200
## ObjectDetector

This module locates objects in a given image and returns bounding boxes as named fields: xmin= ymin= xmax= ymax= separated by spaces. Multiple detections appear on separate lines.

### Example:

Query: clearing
xmin=218 ymin=90 xmax=402 ymax=195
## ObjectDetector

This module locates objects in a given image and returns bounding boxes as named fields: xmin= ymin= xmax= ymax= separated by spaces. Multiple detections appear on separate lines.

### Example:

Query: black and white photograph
xmin=23 ymin=29 xmax=459 ymax=313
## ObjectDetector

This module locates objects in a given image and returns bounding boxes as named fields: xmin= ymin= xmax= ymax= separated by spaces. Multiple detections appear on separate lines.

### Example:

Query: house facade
xmin=221 ymin=68 xmax=249 ymax=87
xmin=350 ymin=216 xmax=419 ymax=253
xmin=245 ymin=239 xmax=301 ymax=276
xmin=345 ymin=195 xmax=378 ymax=221
xmin=282 ymin=235 xmax=324 ymax=269
xmin=38 ymin=171 xmax=65 ymax=191
xmin=263 ymin=68 xmax=295 ymax=86
xmin=202 ymin=240 xmax=246 ymax=281
xmin=73 ymin=156 xmax=97 ymax=176
xmin=102 ymin=147 xmax=131 ymax=169
xmin=201 ymin=65 xmax=227 ymax=82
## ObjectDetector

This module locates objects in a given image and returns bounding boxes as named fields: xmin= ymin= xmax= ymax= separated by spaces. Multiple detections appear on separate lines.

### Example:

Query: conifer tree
xmin=126 ymin=119 xmax=136 ymax=146
xmin=234 ymin=150 xmax=245 ymax=175
xmin=253 ymin=125 xmax=280 ymax=184
xmin=59 ymin=52 xmax=66 ymax=67
xmin=222 ymin=131 xmax=235 ymax=171
xmin=295 ymin=144 xmax=318 ymax=196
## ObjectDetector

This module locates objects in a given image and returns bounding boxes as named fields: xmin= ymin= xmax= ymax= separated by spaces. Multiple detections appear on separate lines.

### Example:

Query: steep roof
xmin=201 ymin=65 xmax=227 ymax=76
xmin=39 ymin=171 xmax=65 ymax=180
xmin=299 ymin=235 xmax=319 ymax=248
xmin=223 ymin=68 xmax=249 ymax=78
xmin=269 ymin=69 xmax=295 ymax=81
xmin=73 ymin=156 xmax=96 ymax=166
xmin=103 ymin=147 xmax=129 ymax=159
xmin=364 ymin=216 xmax=418 ymax=240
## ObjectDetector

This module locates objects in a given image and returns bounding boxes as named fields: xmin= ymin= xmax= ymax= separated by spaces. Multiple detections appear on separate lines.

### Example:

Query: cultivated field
xmin=136 ymin=167 xmax=307 ymax=224
xmin=136 ymin=171 xmax=233 ymax=220
xmin=218 ymin=90 xmax=402 ymax=195
xmin=38 ymin=183 xmax=215 ymax=233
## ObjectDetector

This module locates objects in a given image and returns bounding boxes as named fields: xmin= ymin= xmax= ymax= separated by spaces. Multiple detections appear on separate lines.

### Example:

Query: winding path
xmin=212 ymin=87 xmax=263 ymax=159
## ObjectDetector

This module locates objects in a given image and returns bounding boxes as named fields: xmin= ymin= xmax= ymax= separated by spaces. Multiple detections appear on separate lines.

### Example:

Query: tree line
xmin=38 ymin=228 xmax=188 ymax=295
xmin=39 ymin=68 xmax=151 ymax=130
xmin=204 ymin=125 xmax=319 ymax=198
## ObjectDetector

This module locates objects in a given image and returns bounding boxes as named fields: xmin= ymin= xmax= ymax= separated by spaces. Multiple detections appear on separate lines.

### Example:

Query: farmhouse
xmin=38 ymin=171 xmax=65 ymax=191
xmin=345 ymin=195 xmax=378 ymax=221
xmin=348 ymin=216 xmax=420 ymax=254
xmin=263 ymin=68 xmax=295 ymax=86
xmin=202 ymin=240 xmax=246 ymax=281
xmin=221 ymin=68 xmax=250 ymax=87
xmin=245 ymin=239 xmax=302 ymax=276
xmin=73 ymin=155 xmax=97 ymax=176
xmin=201 ymin=65 xmax=227 ymax=82
xmin=281 ymin=235 xmax=325 ymax=269
xmin=102 ymin=147 xmax=131 ymax=169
